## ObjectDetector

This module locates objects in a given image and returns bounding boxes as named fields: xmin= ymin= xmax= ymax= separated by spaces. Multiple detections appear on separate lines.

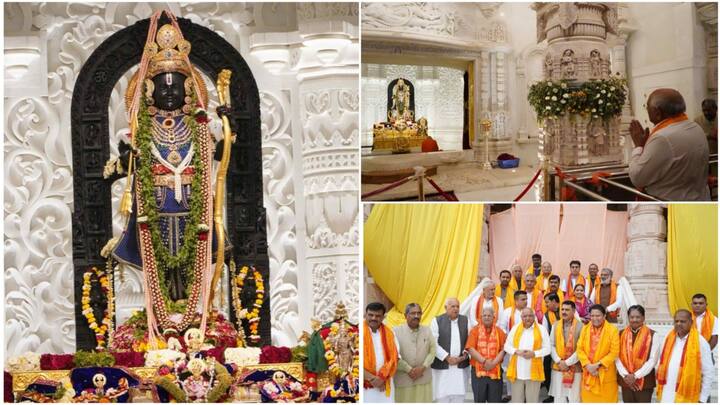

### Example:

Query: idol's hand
xmin=216 ymin=105 xmax=232 ymax=119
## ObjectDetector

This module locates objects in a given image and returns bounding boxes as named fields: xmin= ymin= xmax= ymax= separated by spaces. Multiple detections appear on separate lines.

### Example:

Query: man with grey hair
xmin=471 ymin=278 xmax=504 ymax=328
xmin=393 ymin=303 xmax=435 ymax=402
xmin=430 ymin=297 xmax=470 ymax=402
xmin=589 ymin=267 xmax=622 ymax=323
xmin=629 ymin=88 xmax=710 ymax=200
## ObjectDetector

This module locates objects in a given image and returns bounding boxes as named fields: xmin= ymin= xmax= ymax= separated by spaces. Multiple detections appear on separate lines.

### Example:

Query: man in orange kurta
xmin=576 ymin=304 xmax=620 ymax=402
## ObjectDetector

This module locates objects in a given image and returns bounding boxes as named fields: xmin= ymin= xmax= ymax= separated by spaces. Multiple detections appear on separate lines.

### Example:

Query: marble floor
xmin=362 ymin=162 xmax=540 ymax=201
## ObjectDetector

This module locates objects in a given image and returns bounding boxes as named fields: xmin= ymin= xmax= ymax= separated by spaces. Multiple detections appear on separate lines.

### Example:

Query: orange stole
xmin=553 ymin=319 xmax=578 ymax=387
xmin=476 ymin=296 xmax=500 ymax=325
xmin=586 ymin=276 xmax=601 ymax=299
xmin=693 ymin=310 xmax=716 ymax=342
xmin=496 ymin=285 xmax=512 ymax=309
xmin=363 ymin=321 xmax=398 ymax=397
xmin=597 ymin=282 xmax=619 ymax=318
xmin=619 ymin=326 xmax=652 ymax=390
xmin=650 ymin=113 xmax=689 ymax=137
xmin=507 ymin=323 xmax=544 ymax=382
xmin=565 ymin=274 xmax=585 ymax=294
xmin=507 ymin=308 xmax=519 ymax=331
xmin=657 ymin=328 xmax=702 ymax=402
xmin=578 ymin=322 xmax=612 ymax=395
xmin=468 ymin=326 xmax=505 ymax=379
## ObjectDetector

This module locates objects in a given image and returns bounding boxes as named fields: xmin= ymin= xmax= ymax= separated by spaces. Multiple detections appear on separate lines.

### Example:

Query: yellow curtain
xmin=364 ymin=204 xmax=483 ymax=327
xmin=667 ymin=204 xmax=717 ymax=314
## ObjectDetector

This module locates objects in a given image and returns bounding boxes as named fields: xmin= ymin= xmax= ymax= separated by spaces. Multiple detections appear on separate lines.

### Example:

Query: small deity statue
xmin=589 ymin=50 xmax=603 ymax=78
xmin=390 ymin=78 xmax=412 ymax=123
xmin=561 ymin=49 xmax=576 ymax=79
xmin=92 ymin=373 xmax=106 ymax=397
xmin=261 ymin=371 xmax=309 ymax=402
xmin=417 ymin=117 xmax=429 ymax=137
xmin=544 ymin=54 xmax=554 ymax=79
xmin=184 ymin=327 xmax=213 ymax=356
xmin=182 ymin=358 xmax=212 ymax=402
xmin=330 ymin=323 xmax=355 ymax=375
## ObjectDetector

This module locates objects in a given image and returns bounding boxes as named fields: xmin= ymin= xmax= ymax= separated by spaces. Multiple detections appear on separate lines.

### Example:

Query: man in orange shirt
xmin=466 ymin=307 xmax=506 ymax=403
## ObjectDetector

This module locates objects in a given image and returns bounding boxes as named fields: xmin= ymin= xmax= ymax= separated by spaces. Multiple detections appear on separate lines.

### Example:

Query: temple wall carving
xmin=3 ymin=2 xmax=358 ymax=357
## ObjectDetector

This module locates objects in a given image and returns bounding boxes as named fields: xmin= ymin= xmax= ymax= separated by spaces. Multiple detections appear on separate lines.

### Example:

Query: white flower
xmin=561 ymin=83 xmax=567 ymax=89
xmin=545 ymin=96 xmax=550 ymax=100
xmin=547 ymin=81 xmax=553 ymax=85
xmin=145 ymin=349 xmax=186 ymax=367
xmin=601 ymin=90 xmax=606 ymax=94
xmin=563 ymin=93 xmax=570 ymax=99
xmin=610 ymin=86 xmax=615 ymax=91
xmin=225 ymin=347 xmax=262 ymax=367
xmin=592 ymin=108 xmax=597 ymax=112
xmin=561 ymin=100 xmax=566 ymax=104
xmin=599 ymin=100 xmax=604 ymax=104
xmin=551 ymin=96 xmax=557 ymax=101
xmin=546 ymin=106 xmax=552 ymax=110
xmin=553 ymin=88 xmax=559 ymax=93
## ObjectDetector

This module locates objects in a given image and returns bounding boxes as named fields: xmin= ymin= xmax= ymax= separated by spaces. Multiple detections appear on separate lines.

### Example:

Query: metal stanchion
xmin=414 ymin=166 xmax=426 ymax=201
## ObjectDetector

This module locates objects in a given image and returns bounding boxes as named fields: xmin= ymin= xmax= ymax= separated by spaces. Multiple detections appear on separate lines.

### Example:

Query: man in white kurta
xmin=657 ymin=309 xmax=713 ymax=403
xmin=692 ymin=293 xmax=719 ymax=351
xmin=364 ymin=303 xmax=400 ymax=403
xmin=470 ymin=278 xmax=504 ymax=328
xmin=500 ymin=291 xmax=527 ymax=334
xmin=430 ymin=298 xmax=470 ymax=403
xmin=549 ymin=300 xmax=582 ymax=403
xmin=503 ymin=308 xmax=551 ymax=403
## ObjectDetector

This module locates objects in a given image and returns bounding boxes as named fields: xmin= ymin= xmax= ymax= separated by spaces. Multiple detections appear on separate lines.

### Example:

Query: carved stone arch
xmin=70 ymin=16 xmax=269 ymax=349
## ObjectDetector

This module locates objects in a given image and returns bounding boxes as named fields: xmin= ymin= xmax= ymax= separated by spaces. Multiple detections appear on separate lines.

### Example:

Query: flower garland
xmin=81 ymin=265 xmax=114 ymax=349
xmin=135 ymin=93 xmax=206 ymax=303
xmin=528 ymin=75 xmax=627 ymax=121
xmin=231 ymin=265 xmax=264 ymax=344
xmin=323 ymin=322 xmax=360 ymax=379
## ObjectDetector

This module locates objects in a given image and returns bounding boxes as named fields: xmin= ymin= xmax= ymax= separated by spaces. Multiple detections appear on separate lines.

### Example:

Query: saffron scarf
xmin=578 ymin=321 xmax=611 ymax=396
xmin=596 ymin=282 xmax=618 ymax=318
xmin=554 ymin=319 xmax=578 ymax=387
xmin=657 ymin=327 xmax=702 ymax=402
xmin=471 ymin=326 xmax=504 ymax=379
xmin=509 ymin=275 xmax=525 ymax=292
xmin=363 ymin=321 xmax=398 ymax=397
xmin=565 ymin=274 xmax=585 ymax=294
xmin=476 ymin=296 xmax=500 ymax=326
xmin=537 ymin=273 xmax=553 ymax=292
xmin=508 ymin=308 xmax=518 ymax=332
xmin=693 ymin=310 xmax=716 ymax=342
xmin=507 ymin=323 xmax=544 ymax=382
xmin=650 ymin=113 xmax=689 ymax=137
xmin=586 ymin=276 xmax=601 ymax=298
xmin=619 ymin=325 xmax=652 ymax=390
xmin=496 ymin=284 xmax=512 ymax=308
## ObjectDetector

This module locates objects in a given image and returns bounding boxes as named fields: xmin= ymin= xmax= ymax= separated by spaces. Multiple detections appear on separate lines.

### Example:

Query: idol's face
xmin=152 ymin=72 xmax=187 ymax=111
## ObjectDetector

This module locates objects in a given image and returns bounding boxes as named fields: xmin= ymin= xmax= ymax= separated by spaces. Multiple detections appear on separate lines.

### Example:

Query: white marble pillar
xmin=624 ymin=204 xmax=670 ymax=326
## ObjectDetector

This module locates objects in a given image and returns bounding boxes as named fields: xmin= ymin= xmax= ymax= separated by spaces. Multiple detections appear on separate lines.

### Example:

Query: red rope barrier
xmin=513 ymin=167 xmax=543 ymax=201
xmin=361 ymin=176 xmax=414 ymax=199
xmin=426 ymin=177 xmax=458 ymax=201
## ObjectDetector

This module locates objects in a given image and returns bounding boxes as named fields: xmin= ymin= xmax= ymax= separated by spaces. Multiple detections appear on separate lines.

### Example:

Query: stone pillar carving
xmin=624 ymin=205 xmax=670 ymax=326
xmin=611 ymin=3 xmax=637 ymax=163
xmin=296 ymin=3 xmax=359 ymax=328
xmin=533 ymin=2 xmax=624 ymax=168
xmin=474 ymin=51 xmax=492 ymax=161
xmin=696 ymin=2 xmax=718 ymax=98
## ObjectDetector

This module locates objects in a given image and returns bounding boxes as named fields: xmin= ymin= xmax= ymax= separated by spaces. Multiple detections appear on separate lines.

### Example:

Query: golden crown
xmin=146 ymin=24 xmax=192 ymax=78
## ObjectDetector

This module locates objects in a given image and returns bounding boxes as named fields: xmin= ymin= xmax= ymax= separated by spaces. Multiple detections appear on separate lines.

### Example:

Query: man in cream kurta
xmin=628 ymin=88 xmax=710 ymax=201
xmin=503 ymin=308 xmax=551 ymax=403
xmin=393 ymin=303 xmax=435 ymax=403
xmin=657 ymin=309 xmax=713 ymax=403
xmin=430 ymin=298 xmax=470 ymax=403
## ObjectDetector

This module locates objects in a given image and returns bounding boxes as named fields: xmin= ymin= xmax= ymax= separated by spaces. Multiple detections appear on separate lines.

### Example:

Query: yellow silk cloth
xmin=364 ymin=204 xmax=483 ymax=326
xmin=577 ymin=321 xmax=620 ymax=403
xmin=668 ymin=205 xmax=718 ymax=314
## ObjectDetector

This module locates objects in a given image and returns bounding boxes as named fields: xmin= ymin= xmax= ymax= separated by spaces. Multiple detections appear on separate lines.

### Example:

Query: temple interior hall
xmin=360 ymin=2 xmax=718 ymax=202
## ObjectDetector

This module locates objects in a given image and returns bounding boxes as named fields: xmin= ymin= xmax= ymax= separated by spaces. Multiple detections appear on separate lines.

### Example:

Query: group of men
xmin=363 ymin=254 xmax=717 ymax=403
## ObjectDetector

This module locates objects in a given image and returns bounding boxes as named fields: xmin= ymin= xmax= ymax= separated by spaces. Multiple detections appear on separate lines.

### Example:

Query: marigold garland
xmin=81 ymin=266 xmax=114 ymax=349
xmin=322 ymin=322 xmax=360 ymax=379
xmin=231 ymin=265 xmax=264 ymax=345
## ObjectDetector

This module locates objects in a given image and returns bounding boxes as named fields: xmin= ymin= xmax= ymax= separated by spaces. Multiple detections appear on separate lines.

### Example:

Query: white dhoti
xmin=431 ymin=366 xmax=468 ymax=402
xmin=364 ymin=385 xmax=395 ymax=403
xmin=548 ymin=370 xmax=580 ymax=403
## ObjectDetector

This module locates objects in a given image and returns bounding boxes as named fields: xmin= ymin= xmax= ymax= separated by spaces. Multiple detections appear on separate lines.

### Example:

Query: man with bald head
xmin=655 ymin=309 xmax=713 ymax=403
xmin=430 ymin=297 xmax=470 ymax=402
xmin=629 ymin=88 xmax=710 ymax=200
xmin=503 ymin=307 xmax=551 ymax=402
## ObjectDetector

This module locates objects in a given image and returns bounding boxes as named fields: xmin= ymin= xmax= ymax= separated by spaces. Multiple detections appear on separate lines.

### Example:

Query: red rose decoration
xmin=202 ymin=347 xmax=225 ymax=364
xmin=158 ymin=365 xmax=171 ymax=376
xmin=195 ymin=111 xmax=209 ymax=124
xmin=259 ymin=345 xmax=292 ymax=364
xmin=139 ymin=223 xmax=149 ymax=231
xmin=198 ymin=231 xmax=208 ymax=241
xmin=40 ymin=354 xmax=75 ymax=370
xmin=112 ymin=351 xmax=144 ymax=368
